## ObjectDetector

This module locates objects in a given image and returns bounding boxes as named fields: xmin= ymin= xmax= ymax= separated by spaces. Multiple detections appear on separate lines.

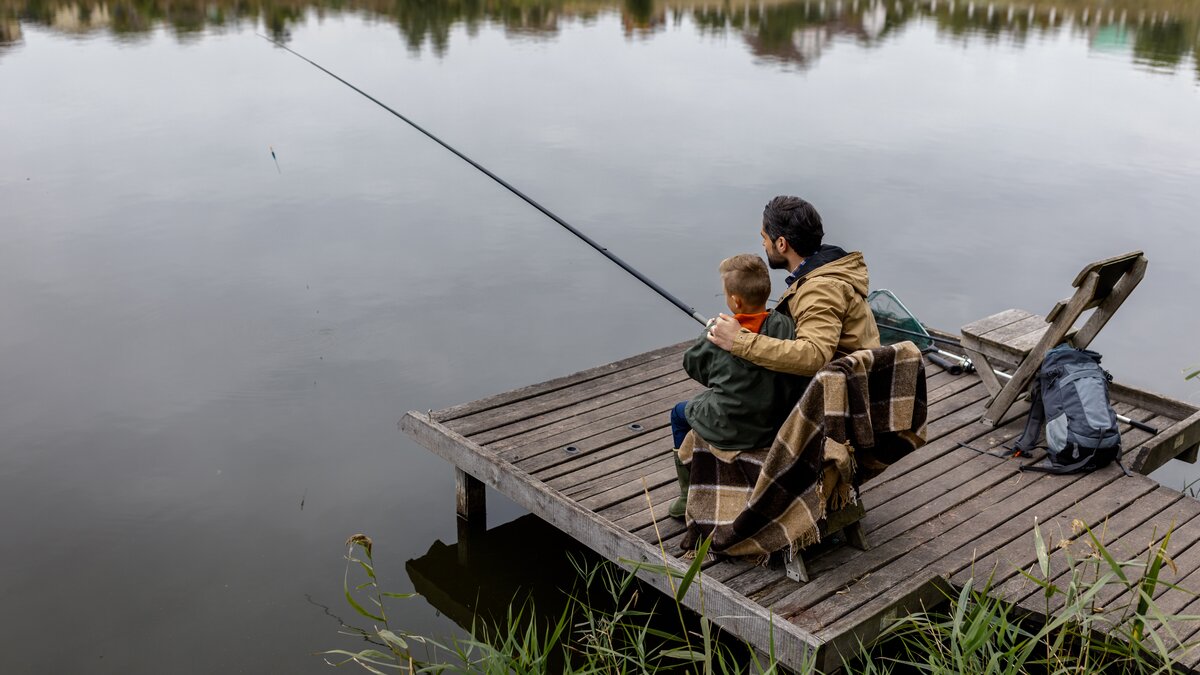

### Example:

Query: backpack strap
xmin=957 ymin=442 xmax=1013 ymax=458
xmin=1011 ymin=377 xmax=1045 ymax=457
xmin=1113 ymin=456 xmax=1133 ymax=478
xmin=1019 ymin=455 xmax=1092 ymax=474
xmin=1020 ymin=454 xmax=1134 ymax=477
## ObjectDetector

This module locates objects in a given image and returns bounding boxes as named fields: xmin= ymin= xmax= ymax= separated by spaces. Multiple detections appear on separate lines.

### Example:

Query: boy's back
xmin=682 ymin=310 xmax=806 ymax=450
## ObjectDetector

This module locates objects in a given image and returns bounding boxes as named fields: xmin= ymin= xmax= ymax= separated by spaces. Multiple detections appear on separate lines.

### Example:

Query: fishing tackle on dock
xmin=869 ymin=288 xmax=974 ymax=374
xmin=258 ymin=34 xmax=707 ymax=327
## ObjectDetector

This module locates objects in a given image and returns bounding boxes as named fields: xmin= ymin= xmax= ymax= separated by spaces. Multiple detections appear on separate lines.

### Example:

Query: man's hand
xmin=706 ymin=313 xmax=741 ymax=351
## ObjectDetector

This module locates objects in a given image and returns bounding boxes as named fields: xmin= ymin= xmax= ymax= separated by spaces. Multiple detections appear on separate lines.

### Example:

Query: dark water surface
xmin=2 ymin=0 xmax=1199 ymax=671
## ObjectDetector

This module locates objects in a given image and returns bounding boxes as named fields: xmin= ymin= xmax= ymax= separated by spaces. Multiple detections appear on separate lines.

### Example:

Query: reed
xmin=322 ymin=522 xmax=1198 ymax=674
xmin=868 ymin=520 xmax=1199 ymax=674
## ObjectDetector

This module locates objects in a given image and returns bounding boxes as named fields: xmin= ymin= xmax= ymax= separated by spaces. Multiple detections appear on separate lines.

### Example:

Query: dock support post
xmin=455 ymin=467 xmax=486 ymax=567
xmin=456 ymin=467 xmax=486 ymax=523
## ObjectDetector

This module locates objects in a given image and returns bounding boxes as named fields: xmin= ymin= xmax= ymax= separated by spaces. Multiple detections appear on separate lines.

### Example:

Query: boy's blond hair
xmin=719 ymin=254 xmax=772 ymax=307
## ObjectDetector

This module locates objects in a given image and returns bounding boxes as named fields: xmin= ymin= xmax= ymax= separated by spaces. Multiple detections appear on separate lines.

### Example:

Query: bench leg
xmin=786 ymin=554 xmax=810 ymax=583
xmin=964 ymin=347 xmax=1003 ymax=399
xmin=845 ymin=521 xmax=870 ymax=551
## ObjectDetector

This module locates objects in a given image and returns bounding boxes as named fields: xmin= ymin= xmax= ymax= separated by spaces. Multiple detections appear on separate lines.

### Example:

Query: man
xmin=707 ymin=196 xmax=880 ymax=377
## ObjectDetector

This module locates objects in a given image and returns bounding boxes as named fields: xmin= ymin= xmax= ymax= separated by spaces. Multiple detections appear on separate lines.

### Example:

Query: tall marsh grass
xmin=322 ymin=521 xmax=1198 ymax=674
xmin=868 ymin=519 xmax=1199 ymax=674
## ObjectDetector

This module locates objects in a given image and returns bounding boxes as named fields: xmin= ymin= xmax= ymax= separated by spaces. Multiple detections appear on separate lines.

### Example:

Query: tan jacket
xmin=731 ymin=250 xmax=880 ymax=377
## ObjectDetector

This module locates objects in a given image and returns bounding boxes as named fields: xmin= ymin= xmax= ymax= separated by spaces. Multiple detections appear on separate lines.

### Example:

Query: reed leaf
xmin=1136 ymin=528 xmax=1174 ymax=626
xmin=660 ymin=648 xmax=705 ymax=661
xmin=616 ymin=559 xmax=682 ymax=579
xmin=377 ymin=629 xmax=408 ymax=651
xmin=675 ymin=535 xmax=711 ymax=603
xmin=322 ymin=648 xmax=399 ymax=674
xmin=1086 ymin=525 xmax=1130 ymax=585
xmin=344 ymin=568 xmax=385 ymax=623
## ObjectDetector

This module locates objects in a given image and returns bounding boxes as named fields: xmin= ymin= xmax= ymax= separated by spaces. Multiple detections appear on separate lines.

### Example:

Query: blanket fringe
xmin=679 ymin=547 xmax=720 ymax=565
xmin=828 ymin=483 xmax=857 ymax=512
xmin=786 ymin=527 xmax=823 ymax=562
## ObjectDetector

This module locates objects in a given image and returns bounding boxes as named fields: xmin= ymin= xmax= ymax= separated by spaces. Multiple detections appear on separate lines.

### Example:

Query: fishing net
xmin=868 ymin=289 xmax=933 ymax=351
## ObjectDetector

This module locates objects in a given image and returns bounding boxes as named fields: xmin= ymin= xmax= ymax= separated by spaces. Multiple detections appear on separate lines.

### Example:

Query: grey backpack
xmin=1013 ymin=345 xmax=1124 ymax=474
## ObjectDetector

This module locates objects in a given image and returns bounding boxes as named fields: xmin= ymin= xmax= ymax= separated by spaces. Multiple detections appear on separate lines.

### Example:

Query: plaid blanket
xmin=678 ymin=342 xmax=927 ymax=559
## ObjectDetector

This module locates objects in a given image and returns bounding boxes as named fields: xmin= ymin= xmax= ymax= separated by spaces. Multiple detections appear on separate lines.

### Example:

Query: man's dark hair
xmin=762 ymin=196 xmax=824 ymax=257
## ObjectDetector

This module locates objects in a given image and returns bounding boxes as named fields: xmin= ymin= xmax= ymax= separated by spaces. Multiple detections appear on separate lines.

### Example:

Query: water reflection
xmin=405 ymin=515 xmax=587 ymax=632
xmin=3 ymin=0 xmax=1199 ymax=77
xmin=1 ymin=15 xmax=20 ymax=44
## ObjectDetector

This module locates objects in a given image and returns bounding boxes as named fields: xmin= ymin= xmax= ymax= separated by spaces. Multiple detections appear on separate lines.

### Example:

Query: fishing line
xmin=257 ymin=34 xmax=708 ymax=326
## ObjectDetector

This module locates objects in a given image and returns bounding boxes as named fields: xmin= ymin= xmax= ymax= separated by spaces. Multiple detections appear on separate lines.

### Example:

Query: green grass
xmin=322 ymin=521 xmax=1199 ymax=674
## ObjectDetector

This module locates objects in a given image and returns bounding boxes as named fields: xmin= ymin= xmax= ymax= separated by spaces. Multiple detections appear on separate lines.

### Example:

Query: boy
xmin=668 ymin=254 xmax=805 ymax=518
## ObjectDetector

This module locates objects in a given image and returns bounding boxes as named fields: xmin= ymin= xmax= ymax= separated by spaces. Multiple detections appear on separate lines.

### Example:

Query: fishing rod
xmin=257 ymin=34 xmax=708 ymax=327
xmin=873 ymin=320 xmax=960 ymax=347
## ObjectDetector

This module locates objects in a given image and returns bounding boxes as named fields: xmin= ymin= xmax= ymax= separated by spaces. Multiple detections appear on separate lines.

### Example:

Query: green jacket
xmin=683 ymin=311 xmax=807 ymax=451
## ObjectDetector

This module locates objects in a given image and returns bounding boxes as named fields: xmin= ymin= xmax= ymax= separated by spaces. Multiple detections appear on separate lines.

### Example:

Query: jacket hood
xmin=793 ymin=245 xmax=870 ymax=297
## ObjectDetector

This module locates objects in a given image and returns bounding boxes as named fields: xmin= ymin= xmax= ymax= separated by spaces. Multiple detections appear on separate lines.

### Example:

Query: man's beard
xmin=764 ymin=248 xmax=789 ymax=270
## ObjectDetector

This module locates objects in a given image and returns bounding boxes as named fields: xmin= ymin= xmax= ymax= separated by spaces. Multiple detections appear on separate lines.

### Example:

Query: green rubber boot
xmin=668 ymin=451 xmax=689 ymax=519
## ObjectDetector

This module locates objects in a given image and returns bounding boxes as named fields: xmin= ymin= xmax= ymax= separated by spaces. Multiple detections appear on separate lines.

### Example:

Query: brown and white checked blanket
xmin=678 ymin=342 xmax=928 ymax=559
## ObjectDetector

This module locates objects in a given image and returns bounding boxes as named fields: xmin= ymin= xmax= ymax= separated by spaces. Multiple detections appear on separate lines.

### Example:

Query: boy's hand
xmin=706 ymin=314 xmax=740 ymax=351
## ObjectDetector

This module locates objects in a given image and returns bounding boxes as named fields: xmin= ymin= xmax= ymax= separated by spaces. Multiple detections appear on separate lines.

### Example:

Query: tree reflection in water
xmin=1 ymin=0 xmax=1198 ymax=76
xmin=1 ymin=16 xmax=21 ymax=45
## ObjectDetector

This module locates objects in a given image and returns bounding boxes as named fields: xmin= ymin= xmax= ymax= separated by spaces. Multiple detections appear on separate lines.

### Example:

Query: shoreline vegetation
xmin=330 ymin=520 xmax=1197 ymax=674
xmin=3 ymin=0 xmax=1199 ymax=77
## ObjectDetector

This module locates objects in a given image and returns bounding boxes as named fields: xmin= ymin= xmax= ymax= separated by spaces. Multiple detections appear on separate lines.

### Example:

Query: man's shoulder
xmin=791 ymin=274 xmax=854 ymax=300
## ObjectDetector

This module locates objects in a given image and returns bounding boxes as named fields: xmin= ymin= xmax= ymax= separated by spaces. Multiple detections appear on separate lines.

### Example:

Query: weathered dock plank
xmin=1010 ymin=487 xmax=1197 ymax=613
xmin=498 ymin=381 xmax=698 ymax=465
xmin=402 ymin=338 xmax=1200 ymax=673
xmin=1001 ymin=486 xmax=1182 ymax=605
xmin=463 ymin=363 xmax=691 ymax=442
xmin=434 ymin=342 xmax=688 ymax=422
xmin=557 ymin=445 xmax=669 ymax=497
xmin=536 ymin=433 xmax=666 ymax=483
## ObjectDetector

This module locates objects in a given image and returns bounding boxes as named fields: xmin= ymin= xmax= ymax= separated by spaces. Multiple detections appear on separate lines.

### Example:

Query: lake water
xmin=2 ymin=0 xmax=1199 ymax=671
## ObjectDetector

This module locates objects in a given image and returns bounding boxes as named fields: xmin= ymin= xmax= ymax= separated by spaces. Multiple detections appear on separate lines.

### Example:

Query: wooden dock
xmin=401 ymin=337 xmax=1200 ymax=672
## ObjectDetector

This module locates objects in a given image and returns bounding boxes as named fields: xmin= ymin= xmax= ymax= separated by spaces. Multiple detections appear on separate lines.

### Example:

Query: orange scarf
xmin=735 ymin=311 xmax=771 ymax=334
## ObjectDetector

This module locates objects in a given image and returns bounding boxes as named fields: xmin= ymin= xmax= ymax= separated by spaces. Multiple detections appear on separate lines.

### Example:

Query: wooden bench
xmin=962 ymin=251 xmax=1148 ymax=426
